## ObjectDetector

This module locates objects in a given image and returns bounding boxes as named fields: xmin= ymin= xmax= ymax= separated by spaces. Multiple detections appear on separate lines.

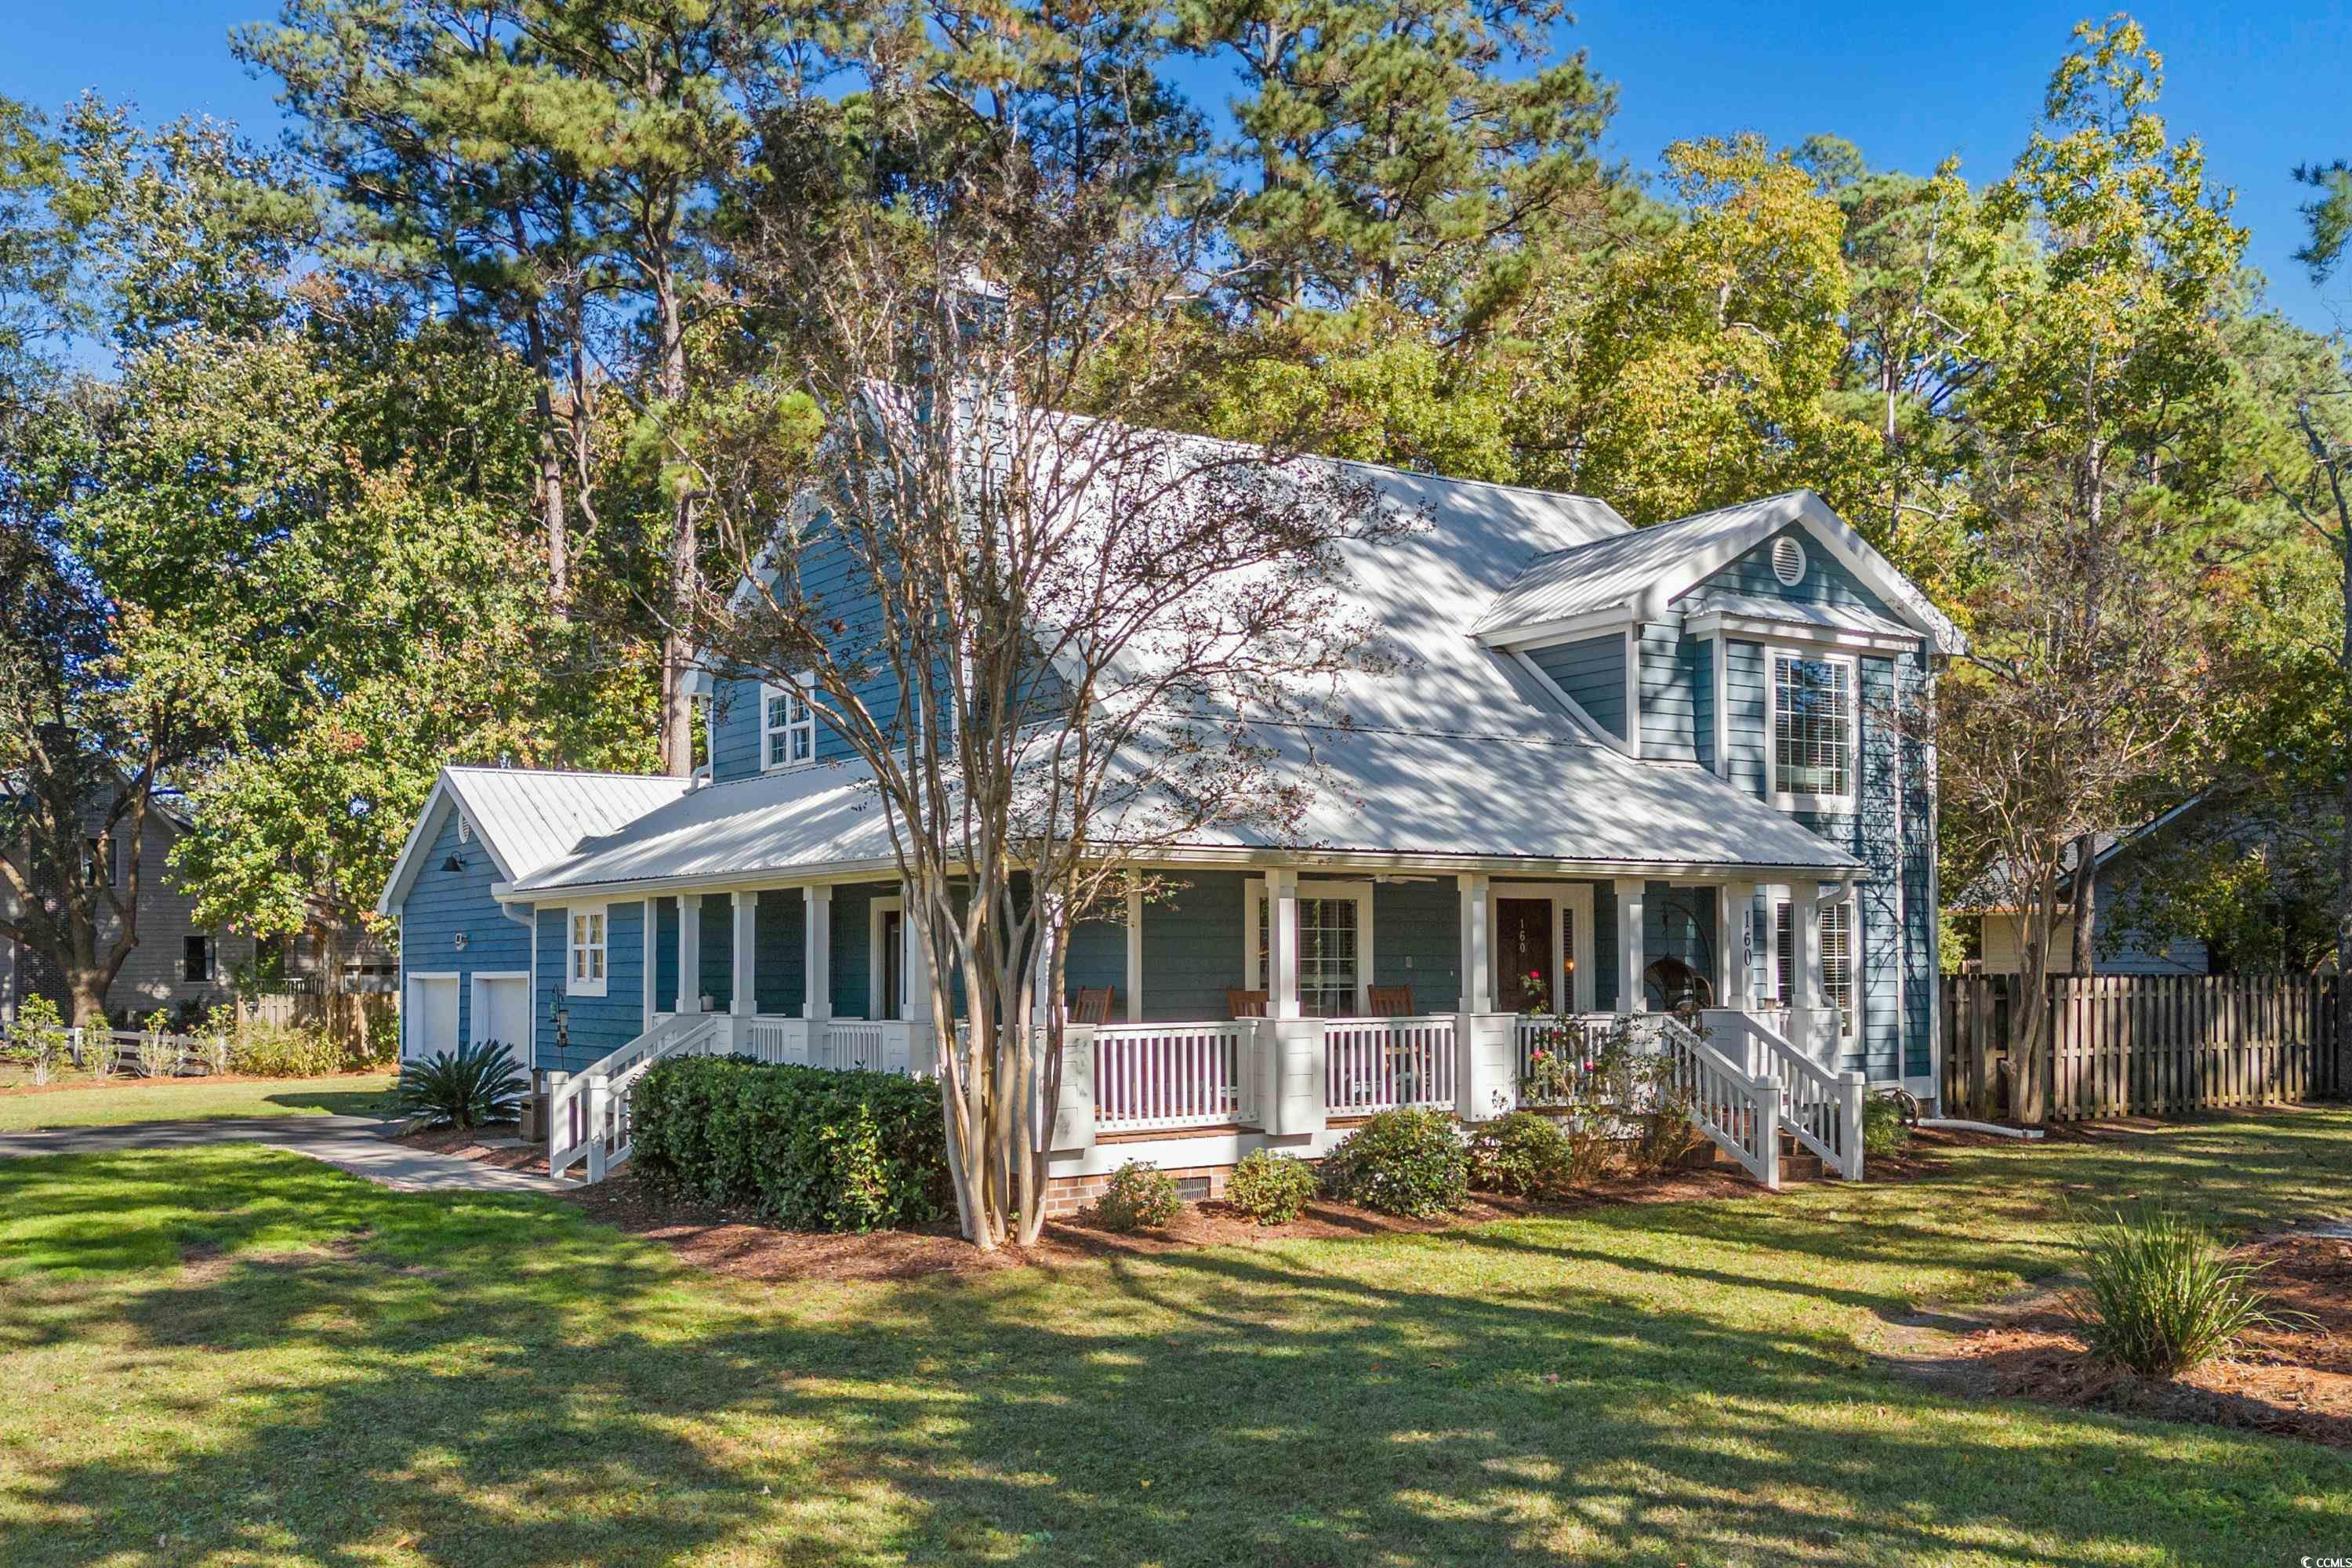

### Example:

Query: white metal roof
xmin=376 ymin=767 xmax=695 ymax=914
xmin=1470 ymin=489 xmax=1965 ymax=655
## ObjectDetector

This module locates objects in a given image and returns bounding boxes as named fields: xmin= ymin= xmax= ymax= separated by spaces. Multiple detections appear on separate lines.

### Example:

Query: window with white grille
xmin=1773 ymin=651 xmax=1853 ymax=807
xmin=1774 ymin=896 xmax=1855 ymax=1036
xmin=567 ymin=906 xmax=608 ymax=996
xmin=762 ymin=678 xmax=815 ymax=771
xmin=1255 ymin=892 xmax=1364 ymax=1016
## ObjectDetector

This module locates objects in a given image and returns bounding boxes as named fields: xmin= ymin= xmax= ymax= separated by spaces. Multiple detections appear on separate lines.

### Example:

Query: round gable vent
xmin=1771 ymin=535 xmax=1808 ymax=587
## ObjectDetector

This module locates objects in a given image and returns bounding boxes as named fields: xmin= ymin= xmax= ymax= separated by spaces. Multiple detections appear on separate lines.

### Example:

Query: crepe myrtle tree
xmin=681 ymin=60 xmax=1405 ymax=1248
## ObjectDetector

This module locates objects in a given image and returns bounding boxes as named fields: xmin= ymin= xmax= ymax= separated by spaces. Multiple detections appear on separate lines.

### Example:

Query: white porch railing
xmin=1650 ymin=1014 xmax=1780 ymax=1189
xmin=1094 ymin=1021 xmax=1254 ymax=1131
xmin=550 ymin=1011 xmax=726 ymax=1181
xmin=1512 ymin=1012 xmax=1631 ymax=1101
xmin=819 ymin=1020 xmax=887 ymax=1073
xmin=1324 ymin=1015 xmax=1457 ymax=1116
xmin=1704 ymin=1008 xmax=1865 ymax=1180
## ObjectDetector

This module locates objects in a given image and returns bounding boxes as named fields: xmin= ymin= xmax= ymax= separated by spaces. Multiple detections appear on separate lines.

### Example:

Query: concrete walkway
xmin=0 ymin=1115 xmax=568 ymax=1195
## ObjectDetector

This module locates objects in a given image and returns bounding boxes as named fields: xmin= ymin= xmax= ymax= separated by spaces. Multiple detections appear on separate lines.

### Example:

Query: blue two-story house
xmin=379 ymin=466 xmax=1960 ymax=1198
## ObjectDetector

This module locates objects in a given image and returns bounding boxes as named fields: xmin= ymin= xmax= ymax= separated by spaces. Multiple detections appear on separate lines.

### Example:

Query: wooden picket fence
xmin=236 ymin=989 xmax=397 ymax=1060
xmin=1942 ymin=973 xmax=2347 ymax=1123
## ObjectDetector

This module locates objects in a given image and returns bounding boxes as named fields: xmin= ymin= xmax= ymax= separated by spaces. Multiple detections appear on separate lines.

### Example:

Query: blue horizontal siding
xmin=533 ymin=899 xmax=648 ymax=1074
xmin=1527 ymin=633 xmax=1628 ymax=740
xmin=1636 ymin=624 xmax=1697 ymax=762
xmin=396 ymin=808 xmax=532 ymax=1057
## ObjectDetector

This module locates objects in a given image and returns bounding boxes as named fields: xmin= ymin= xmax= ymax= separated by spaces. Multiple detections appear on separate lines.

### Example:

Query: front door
xmin=1496 ymin=898 xmax=1554 ymax=1013
xmin=879 ymin=909 xmax=904 ymax=1021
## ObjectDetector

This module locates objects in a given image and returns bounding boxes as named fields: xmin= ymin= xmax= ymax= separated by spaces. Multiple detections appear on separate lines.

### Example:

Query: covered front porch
xmin=551 ymin=863 xmax=1865 ymax=1189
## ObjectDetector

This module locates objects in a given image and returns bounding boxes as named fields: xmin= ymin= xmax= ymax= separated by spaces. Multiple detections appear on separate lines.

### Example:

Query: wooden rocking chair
xmin=1225 ymin=988 xmax=1269 ymax=1018
xmin=1071 ymin=985 xmax=1116 ymax=1025
xmin=1367 ymin=985 xmax=1414 ymax=1018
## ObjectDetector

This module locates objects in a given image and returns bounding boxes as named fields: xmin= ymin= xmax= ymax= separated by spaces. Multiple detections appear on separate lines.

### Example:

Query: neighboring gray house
xmin=1948 ymin=804 xmax=2214 ymax=977
xmin=0 ymin=792 xmax=392 ymax=1029
xmin=380 ymin=462 xmax=1962 ymax=1194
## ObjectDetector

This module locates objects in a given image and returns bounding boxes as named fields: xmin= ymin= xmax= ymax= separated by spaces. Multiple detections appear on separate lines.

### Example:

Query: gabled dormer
xmin=1471 ymin=490 xmax=1961 ymax=797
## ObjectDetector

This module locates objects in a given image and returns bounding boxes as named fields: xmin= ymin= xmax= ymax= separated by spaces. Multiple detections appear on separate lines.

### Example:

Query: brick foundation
xmin=1042 ymin=1163 xmax=1236 ymax=1218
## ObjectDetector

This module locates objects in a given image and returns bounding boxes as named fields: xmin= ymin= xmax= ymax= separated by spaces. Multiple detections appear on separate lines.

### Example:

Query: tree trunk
xmin=66 ymin=971 xmax=111 ymax=1032
xmin=2067 ymin=831 xmax=2099 ymax=976
xmin=2337 ymin=517 xmax=2350 ymax=1080
xmin=2013 ymin=872 xmax=2057 ymax=1123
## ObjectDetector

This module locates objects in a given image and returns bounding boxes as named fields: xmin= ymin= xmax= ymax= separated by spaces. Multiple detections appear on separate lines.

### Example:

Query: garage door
xmin=472 ymin=975 xmax=531 ymax=1074
xmin=405 ymin=975 xmax=459 ymax=1060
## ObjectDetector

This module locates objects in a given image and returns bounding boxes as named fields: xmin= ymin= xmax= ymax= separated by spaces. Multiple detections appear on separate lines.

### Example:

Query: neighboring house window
xmin=183 ymin=935 xmax=214 ymax=984
xmin=1254 ymin=894 xmax=1362 ymax=1016
xmin=84 ymin=835 xmax=120 ymax=888
xmin=1772 ymin=651 xmax=1853 ymax=807
xmin=1774 ymin=896 xmax=1856 ymax=1036
xmin=761 ymin=677 xmax=815 ymax=770
xmin=568 ymin=906 xmax=608 ymax=996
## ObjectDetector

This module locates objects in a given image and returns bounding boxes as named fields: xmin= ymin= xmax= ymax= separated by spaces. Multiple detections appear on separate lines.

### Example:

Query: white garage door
xmin=405 ymin=975 xmax=459 ymax=1060
xmin=472 ymin=975 xmax=531 ymax=1074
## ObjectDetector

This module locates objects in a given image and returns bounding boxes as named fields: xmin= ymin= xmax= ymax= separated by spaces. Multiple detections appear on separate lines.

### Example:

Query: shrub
xmin=228 ymin=1019 xmax=347 ymax=1078
xmin=395 ymin=1040 xmax=528 ymax=1129
xmin=1466 ymin=1111 xmax=1581 ymax=1197
xmin=1320 ymin=1109 xmax=1468 ymax=1218
xmin=2066 ymin=1208 xmax=2278 ymax=1376
xmin=631 ymin=1056 xmax=953 ymax=1232
xmin=1095 ymin=1160 xmax=1183 ymax=1232
xmin=7 ymin=996 xmax=74 ymax=1085
xmin=1225 ymin=1149 xmax=1317 ymax=1224
xmin=1863 ymin=1095 xmax=1910 ymax=1156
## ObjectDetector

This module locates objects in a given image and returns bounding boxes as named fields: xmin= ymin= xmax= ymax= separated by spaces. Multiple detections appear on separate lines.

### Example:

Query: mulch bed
xmin=389 ymin=1122 xmax=1781 ymax=1283
xmin=1888 ymin=1231 xmax=2352 ymax=1450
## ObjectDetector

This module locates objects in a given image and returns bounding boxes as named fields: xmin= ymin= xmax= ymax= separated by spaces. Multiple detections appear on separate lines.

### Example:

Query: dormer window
xmin=1772 ymin=650 xmax=1854 ymax=811
xmin=761 ymin=677 xmax=816 ymax=771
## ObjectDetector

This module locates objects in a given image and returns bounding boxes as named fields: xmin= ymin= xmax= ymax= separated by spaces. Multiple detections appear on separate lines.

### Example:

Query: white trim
xmin=1246 ymin=877 xmax=1374 ymax=1016
xmin=642 ymin=898 xmax=658 ymax=1032
xmin=1513 ymin=651 xmax=1631 ymax=754
xmin=1768 ymin=647 xmax=1859 ymax=815
xmin=1705 ymin=628 xmax=1730 ymax=779
xmin=1686 ymin=609 xmax=1921 ymax=656
xmin=1124 ymin=888 xmax=1144 ymax=1022
xmin=869 ymin=895 xmax=906 ymax=1021
xmin=1622 ymin=625 xmax=1642 ymax=760
xmin=1475 ymin=603 xmax=1635 ymax=651
xmin=564 ymin=902 xmax=610 ymax=997
xmin=758 ymin=673 xmax=818 ymax=773
xmin=1487 ymin=881 xmax=1595 ymax=1014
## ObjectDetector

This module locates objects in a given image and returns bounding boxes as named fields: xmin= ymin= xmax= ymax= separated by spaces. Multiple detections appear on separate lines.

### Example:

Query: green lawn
xmin=0 ymin=1073 xmax=397 ymax=1131
xmin=2 ymin=1112 xmax=2349 ymax=1567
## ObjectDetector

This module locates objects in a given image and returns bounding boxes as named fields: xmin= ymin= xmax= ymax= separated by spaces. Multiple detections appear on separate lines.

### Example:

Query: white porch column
xmin=1268 ymin=867 xmax=1301 ymax=1019
xmin=641 ymin=902 xmax=658 ymax=1031
xmin=803 ymin=885 xmax=833 ymax=1022
xmin=1788 ymin=880 xmax=1824 ymax=1011
xmin=901 ymin=883 xmax=934 ymax=1025
xmin=677 ymin=893 xmax=702 ymax=1013
xmin=1614 ymin=877 xmax=1647 ymax=1011
xmin=730 ymin=891 xmax=757 ymax=1018
xmin=1124 ymin=887 xmax=1144 ymax=1022
xmin=1455 ymin=870 xmax=1491 ymax=1014
xmin=1719 ymin=881 xmax=1755 ymax=1011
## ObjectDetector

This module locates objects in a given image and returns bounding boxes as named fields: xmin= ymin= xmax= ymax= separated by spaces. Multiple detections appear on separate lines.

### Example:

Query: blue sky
xmin=5 ymin=0 xmax=2349 ymax=332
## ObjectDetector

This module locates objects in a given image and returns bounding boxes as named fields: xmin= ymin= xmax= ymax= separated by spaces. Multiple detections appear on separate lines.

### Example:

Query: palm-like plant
xmin=395 ymin=1040 xmax=527 ymax=1130
xmin=2066 ymin=1207 xmax=2278 ymax=1377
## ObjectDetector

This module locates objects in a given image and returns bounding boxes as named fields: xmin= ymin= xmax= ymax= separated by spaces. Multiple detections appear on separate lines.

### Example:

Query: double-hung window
xmin=183 ymin=935 xmax=214 ymax=984
xmin=761 ymin=677 xmax=816 ymax=771
xmin=1773 ymin=896 xmax=1856 ymax=1036
xmin=1771 ymin=651 xmax=1854 ymax=809
xmin=568 ymin=906 xmax=608 ymax=996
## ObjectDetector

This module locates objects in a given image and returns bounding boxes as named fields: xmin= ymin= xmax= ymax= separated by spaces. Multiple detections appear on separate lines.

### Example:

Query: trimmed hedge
xmin=630 ymin=1056 xmax=954 ymax=1232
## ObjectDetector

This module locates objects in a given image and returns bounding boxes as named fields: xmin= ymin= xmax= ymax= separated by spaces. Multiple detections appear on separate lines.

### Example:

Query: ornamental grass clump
xmin=2066 ymin=1207 xmax=2278 ymax=1377
xmin=395 ymin=1039 xmax=527 ymax=1130
xmin=1095 ymin=1160 xmax=1183 ymax=1232
xmin=1320 ymin=1108 xmax=1468 ymax=1218
xmin=1225 ymin=1149 xmax=1318 ymax=1224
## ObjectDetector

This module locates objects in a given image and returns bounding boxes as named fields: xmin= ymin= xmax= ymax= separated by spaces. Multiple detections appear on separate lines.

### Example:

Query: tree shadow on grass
xmin=0 ymin=1131 xmax=2347 ymax=1567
